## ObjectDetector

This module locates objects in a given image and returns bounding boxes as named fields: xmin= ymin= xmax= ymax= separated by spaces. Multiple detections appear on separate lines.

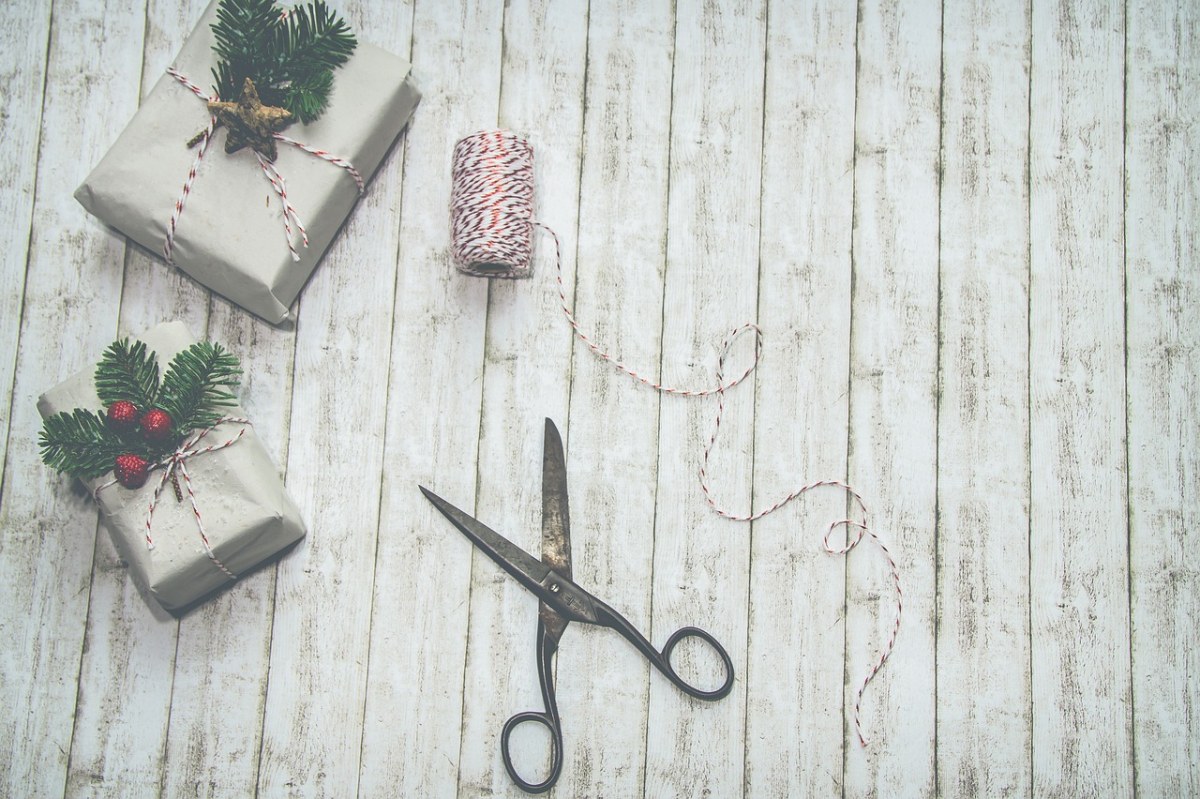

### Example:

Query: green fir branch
xmin=281 ymin=70 xmax=333 ymax=124
xmin=271 ymin=1 xmax=356 ymax=75
xmin=156 ymin=342 xmax=242 ymax=433
xmin=211 ymin=0 xmax=280 ymax=100
xmin=40 ymin=339 xmax=244 ymax=480
xmin=94 ymin=338 xmax=160 ymax=410
xmin=40 ymin=410 xmax=147 ymax=480
xmin=210 ymin=0 xmax=357 ymax=123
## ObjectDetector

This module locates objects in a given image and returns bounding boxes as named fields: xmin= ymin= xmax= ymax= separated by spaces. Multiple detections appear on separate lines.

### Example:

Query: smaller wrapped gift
xmin=75 ymin=0 xmax=421 ymax=323
xmin=38 ymin=321 xmax=305 ymax=611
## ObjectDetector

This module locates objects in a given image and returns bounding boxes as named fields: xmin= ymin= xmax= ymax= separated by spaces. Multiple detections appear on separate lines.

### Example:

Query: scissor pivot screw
xmin=549 ymin=583 xmax=560 ymax=593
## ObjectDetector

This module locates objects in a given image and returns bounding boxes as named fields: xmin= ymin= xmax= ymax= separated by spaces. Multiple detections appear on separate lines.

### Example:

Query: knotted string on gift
xmin=449 ymin=129 xmax=903 ymax=747
xmin=163 ymin=68 xmax=364 ymax=264
xmin=93 ymin=417 xmax=251 ymax=582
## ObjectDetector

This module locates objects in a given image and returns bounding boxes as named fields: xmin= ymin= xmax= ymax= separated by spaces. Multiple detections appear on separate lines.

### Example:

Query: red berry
xmin=106 ymin=400 xmax=139 ymax=430
xmin=114 ymin=453 xmax=149 ymax=489
xmin=141 ymin=408 xmax=173 ymax=441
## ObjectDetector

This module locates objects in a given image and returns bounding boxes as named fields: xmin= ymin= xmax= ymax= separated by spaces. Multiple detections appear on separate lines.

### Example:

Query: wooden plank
xmin=0 ymin=0 xmax=149 ymax=796
xmin=0 ymin=3 xmax=1172 ymax=796
xmin=0 ymin=0 xmax=51 ymax=489
xmin=452 ymin=1 xmax=587 ymax=795
xmin=159 ymin=302 xmax=297 ymax=799
xmin=554 ymin=0 xmax=675 ymax=795
xmin=87 ymin=4 xmax=304 ymax=796
xmin=644 ymin=1 xmax=764 ymax=795
xmin=844 ymin=0 xmax=941 ymax=794
xmin=348 ymin=2 xmax=504 ymax=797
xmin=117 ymin=0 xmax=214 ymax=335
xmin=743 ymin=0 xmax=857 ymax=795
xmin=153 ymin=257 xmax=302 ymax=798
xmin=62 ymin=1 xmax=214 ymax=794
xmin=253 ymin=1 xmax=413 ymax=794
xmin=935 ymin=1 xmax=1033 ymax=795
xmin=1126 ymin=0 xmax=1199 ymax=794
xmin=1028 ymin=0 xmax=1132 ymax=794
xmin=141 ymin=4 xmax=301 ymax=795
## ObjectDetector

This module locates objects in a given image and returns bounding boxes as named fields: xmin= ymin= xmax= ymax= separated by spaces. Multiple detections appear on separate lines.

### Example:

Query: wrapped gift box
xmin=75 ymin=1 xmax=421 ymax=323
xmin=38 ymin=321 xmax=306 ymax=611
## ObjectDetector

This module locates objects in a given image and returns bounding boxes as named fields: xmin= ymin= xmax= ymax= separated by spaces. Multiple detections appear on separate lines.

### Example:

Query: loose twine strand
xmin=163 ymin=67 xmax=363 ymax=264
xmin=93 ymin=417 xmax=251 ymax=582
xmin=450 ymin=129 xmax=903 ymax=747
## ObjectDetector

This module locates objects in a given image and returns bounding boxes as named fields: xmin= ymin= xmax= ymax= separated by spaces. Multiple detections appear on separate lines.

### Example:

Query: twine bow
xmin=163 ymin=68 xmax=365 ymax=264
xmin=94 ymin=416 xmax=251 ymax=582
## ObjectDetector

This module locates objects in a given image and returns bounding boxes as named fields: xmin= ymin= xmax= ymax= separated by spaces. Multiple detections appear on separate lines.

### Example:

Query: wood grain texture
xmin=1126 ymin=0 xmax=1199 ymax=794
xmin=355 ymin=2 xmax=495 ymax=797
xmin=645 ymin=1 xmax=764 ymax=795
xmin=0 ymin=0 xmax=51 ymax=491
xmin=556 ymin=0 xmax=675 ymax=795
xmin=845 ymin=0 xmax=941 ymax=794
xmin=743 ymin=0 xmax=856 ymax=794
xmin=935 ymin=0 xmax=1033 ymax=795
xmin=455 ymin=1 xmax=587 ymax=794
xmin=1029 ymin=0 xmax=1133 ymax=795
xmin=1 ymin=2 xmax=1197 ymax=797
xmin=161 ymin=299 xmax=296 ymax=799
xmin=62 ymin=1 xmax=215 ymax=794
xmin=254 ymin=0 xmax=413 ymax=793
xmin=156 ymin=2 xmax=304 ymax=790
xmin=0 ymin=0 xmax=148 ymax=796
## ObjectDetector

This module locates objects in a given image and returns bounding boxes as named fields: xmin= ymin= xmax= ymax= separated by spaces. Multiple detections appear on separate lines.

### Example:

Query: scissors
xmin=419 ymin=419 xmax=734 ymax=793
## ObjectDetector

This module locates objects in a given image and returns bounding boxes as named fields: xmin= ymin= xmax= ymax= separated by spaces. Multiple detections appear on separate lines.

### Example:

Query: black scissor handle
xmin=500 ymin=709 xmax=562 ymax=794
xmin=594 ymin=601 xmax=736 ymax=701
xmin=660 ymin=625 xmax=736 ymax=700
xmin=500 ymin=619 xmax=564 ymax=794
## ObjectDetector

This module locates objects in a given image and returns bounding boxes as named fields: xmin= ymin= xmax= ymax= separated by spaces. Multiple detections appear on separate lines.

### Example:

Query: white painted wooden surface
xmin=0 ymin=1 xmax=1196 ymax=797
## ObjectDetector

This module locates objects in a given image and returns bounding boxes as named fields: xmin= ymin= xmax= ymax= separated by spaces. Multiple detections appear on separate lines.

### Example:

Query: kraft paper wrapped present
xmin=75 ymin=1 xmax=421 ymax=323
xmin=37 ymin=322 xmax=305 ymax=611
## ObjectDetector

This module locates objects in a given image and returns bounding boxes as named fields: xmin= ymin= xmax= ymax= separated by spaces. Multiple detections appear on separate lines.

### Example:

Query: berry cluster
xmin=39 ymin=338 xmax=241 ymax=492
xmin=105 ymin=401 xmax=175 ymax=488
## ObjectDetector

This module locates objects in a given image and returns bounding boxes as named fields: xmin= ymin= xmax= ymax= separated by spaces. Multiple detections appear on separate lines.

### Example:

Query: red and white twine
xmin=94 ymin=417 xmax=251 ymax=582
xmin=449 ymin=129 xmax=904 ymax=747
xmin=165 ymin=68 xmax=216 ymax=263
xmin=276 ymin=133 xmax=365 ymax=192
xmin=163 ymin=67 xmax=364 ymax=264
xmin=254 ymin=152 xmax=308 ymax=260
xmin=450 ymin=130 xmax=537 ymax=278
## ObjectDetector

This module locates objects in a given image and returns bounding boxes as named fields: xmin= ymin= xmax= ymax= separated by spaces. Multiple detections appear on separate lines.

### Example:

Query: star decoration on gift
xmin=208 ymin=77 xmax=294 ymax=161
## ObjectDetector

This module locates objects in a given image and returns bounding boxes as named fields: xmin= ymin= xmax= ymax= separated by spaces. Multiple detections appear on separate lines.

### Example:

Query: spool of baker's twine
xmin=451 ymin=130 xmax=537 ymax=278
xmin=449 ymin=129 xmax=903 ymax=747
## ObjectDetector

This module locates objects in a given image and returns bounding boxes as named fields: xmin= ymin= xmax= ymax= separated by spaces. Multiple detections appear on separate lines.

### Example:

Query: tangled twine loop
xmin=449 ymin=129 xmax=904 ymax=746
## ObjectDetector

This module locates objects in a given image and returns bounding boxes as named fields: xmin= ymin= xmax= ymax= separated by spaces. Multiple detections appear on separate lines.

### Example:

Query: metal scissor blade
xmin=541 ymin=419 xmax=572 ymax=578
xmin=540 ymin=419 xmax=573 ymax=643
xmin=419 ymin=486 xmax=550 ymax=595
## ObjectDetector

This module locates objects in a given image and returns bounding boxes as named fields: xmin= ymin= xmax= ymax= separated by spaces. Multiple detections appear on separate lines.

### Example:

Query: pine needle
xmin=210 ymin=0 xmax=357 ymax=124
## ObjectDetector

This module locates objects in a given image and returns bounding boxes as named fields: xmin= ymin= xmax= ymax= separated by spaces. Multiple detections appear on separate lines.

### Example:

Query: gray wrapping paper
xmin=37 ymin=322 xmax=305 ymax=611
xmin=75 ymin=1 xmax=421 ymax=323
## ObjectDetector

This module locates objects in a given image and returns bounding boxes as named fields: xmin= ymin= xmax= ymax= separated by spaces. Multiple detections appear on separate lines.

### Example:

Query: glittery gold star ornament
xmin=207 ymin=77 xmax=293 ymax=161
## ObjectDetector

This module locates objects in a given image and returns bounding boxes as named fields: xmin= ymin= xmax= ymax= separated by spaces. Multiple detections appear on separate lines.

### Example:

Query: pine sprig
xmin=212 ymin=0 xmax=278 ymax=65
xmin=272 ymin=2 xmax=356 ymax=73
xmin=282 ymin=70 xmax=333 ymax=124
xmin=95 ymin=339 xmax=160 ymax=410
xmin=156 ymin=342 xmax=242 ymax=434
xmin=211 ymin=0 xmax=357 ymax=124
xmin=40 ymin=340 xmax=243 ymax=482
xmin=40 ymin=410 xmax=147 ymax=480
